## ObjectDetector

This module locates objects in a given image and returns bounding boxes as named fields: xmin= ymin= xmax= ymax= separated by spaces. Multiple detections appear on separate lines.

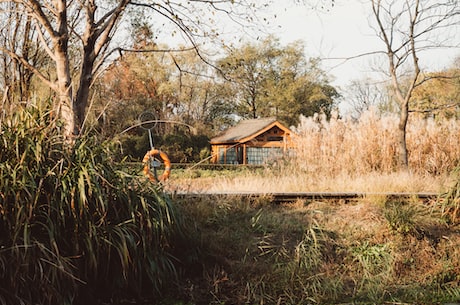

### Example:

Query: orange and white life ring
xmin=142 ymin=149 xmax=171 ymax=182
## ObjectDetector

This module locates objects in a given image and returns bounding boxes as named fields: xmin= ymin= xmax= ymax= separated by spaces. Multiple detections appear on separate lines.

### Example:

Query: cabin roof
xmin=210 ymin=117 xmax=290 ymax=144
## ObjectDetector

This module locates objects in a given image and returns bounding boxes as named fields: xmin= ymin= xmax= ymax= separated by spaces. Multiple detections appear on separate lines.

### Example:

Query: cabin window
xmin=247 ymin=147 xmax=282 ymax=165
xmin=218 ymin=147 xmax=225 ymax=164
xmin=226 ymin=147 xmax=237 ymax=164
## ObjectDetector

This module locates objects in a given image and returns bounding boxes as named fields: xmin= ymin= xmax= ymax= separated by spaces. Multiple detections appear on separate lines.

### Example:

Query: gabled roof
xmin=210 ymin=117 xmax=290 ymax=144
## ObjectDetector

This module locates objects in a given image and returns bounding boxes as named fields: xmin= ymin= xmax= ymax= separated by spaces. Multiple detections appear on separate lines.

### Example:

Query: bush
xmin=383 ymin=201 xmax=428 ymax=236
xmin=120 ymin=130 xmax=210 ymax=163
xmin=0 ymin=102 xmax=185 ymax=304
xmin=349 ymin=242 xmax=394 ymax=302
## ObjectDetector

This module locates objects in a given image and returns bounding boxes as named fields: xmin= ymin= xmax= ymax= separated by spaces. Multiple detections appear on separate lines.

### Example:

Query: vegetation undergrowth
xmin=0 ymin=102 xmax=189 ymax=304
xmin=440 ymin=166 xmax=460 ymax=225
xmin=161 ymin=110 xmax=460 ymax=304
xmin=171 ymin=194 xmax=460 ymax=305
xmin=2 ymin=102 xmax=460 ymax=305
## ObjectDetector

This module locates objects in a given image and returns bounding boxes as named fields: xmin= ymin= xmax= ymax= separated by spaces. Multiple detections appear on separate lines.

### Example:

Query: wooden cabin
xmin=210 ymin=117 xmax=293 ymax=165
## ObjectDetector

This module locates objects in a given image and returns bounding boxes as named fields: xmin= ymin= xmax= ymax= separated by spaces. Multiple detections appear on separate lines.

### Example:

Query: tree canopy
xmin=217 ymin=36 xmax=339 ymax=126
xmin=88 ymin=36 xmax=339 ymax=160
xmin=0 ymin=0 xmax=271 ymax=139
xmin=410 ymin=68 xmax=460 ymax=119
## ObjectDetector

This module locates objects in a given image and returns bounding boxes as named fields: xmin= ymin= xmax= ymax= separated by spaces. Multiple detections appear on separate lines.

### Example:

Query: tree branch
xmin=0 ymin=46 xmax=57 ymax=91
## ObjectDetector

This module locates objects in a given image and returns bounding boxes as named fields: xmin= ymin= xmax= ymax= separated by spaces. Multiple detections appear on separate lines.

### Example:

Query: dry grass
xmin=163 ymin=110 xmax=460 ymax=304
xmin=292 ymin=110 xmax=459 ymax=176
xmin=172 ymin=194 xmax=460 ymax=304
xmin=194 ymin=170 xmax=448 ymax=193
xmin=169 ymin=109 xmax=459 ymax=194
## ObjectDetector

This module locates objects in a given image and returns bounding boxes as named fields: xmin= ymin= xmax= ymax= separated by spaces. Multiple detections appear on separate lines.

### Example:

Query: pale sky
xmin=269 ymin=0 xmax=460 ymax=88
xmin=153 ymin=0 xmax=459 ymax=102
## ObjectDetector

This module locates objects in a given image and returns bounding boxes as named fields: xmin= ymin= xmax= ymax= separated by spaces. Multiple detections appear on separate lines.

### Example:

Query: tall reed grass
xmin=292 ymin=109 xmax=460 ymax=176
xmin=0 ymin=102 xmax=185 ymax=304
xmin=188 ymin=109 xmax=459 ymax=194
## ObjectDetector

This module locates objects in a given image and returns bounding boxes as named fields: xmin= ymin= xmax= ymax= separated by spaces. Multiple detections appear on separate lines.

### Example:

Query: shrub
xmin=383 ymin=201 xmax=428 ymax=236
xmin=119 ymin=130 xmax=210 ymax=163
xmin=349 ymin=242 xmax=394 ymax=302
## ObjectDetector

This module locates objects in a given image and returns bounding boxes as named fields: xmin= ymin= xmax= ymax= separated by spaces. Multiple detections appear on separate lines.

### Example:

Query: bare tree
xmin=0 ymin=0 xmax=268 ymax=140
xmin=345 ymin=78 xmax=391 ymax=119
xmin=0 ymin=2 xmax=46 ymax=106
xmin=370 ymin=0 xmax=460 ymax=169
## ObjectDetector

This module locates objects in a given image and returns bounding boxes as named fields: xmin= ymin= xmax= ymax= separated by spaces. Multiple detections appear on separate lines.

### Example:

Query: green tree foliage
xmin=410 ymin=67 xmax=460 ymax=119
xmin=218 ymin=36 xmax=339 ymax=125
xmin=92 ymin=43 xmax=226 ymax=162
xmin=121 ymin=129 xmax=211 ymax=163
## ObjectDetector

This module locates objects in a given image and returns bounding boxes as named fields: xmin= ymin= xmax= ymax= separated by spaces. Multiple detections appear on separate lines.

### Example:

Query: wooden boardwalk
xmin=173 ymin=192 xmax=439 ymax=204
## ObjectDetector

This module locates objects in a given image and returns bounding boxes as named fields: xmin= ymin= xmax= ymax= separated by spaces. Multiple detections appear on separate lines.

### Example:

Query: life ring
xmin=142 ymin=149 xmax=171 ymax=182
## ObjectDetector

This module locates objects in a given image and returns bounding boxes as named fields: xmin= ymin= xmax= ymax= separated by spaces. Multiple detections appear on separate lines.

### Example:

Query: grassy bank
xmin=169 ymin=194 xmax=460 ymax=304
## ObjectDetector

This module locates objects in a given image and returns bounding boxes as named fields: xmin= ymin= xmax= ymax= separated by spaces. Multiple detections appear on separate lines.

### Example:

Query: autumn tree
xmin=93 ymin=41 xmax=236 ymax=138
xmin=93 ymin=44 xmax=174 ymax=137
xmin=92 ymin=41 xmax=238 ymax=161
xmin=218 ymin=36 xmax=338 ymax=125
xmin=410 ymin=67 xmax=460 ymax=119
xmin=0 ymin=0 xmax=271 ymax=140
xmin=370 ymin=0 xmax=460 ymax=169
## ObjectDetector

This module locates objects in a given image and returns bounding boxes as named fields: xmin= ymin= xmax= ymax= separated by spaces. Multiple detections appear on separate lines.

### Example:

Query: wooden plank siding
xmin=210 ymin=118 xmax=294 ymax=165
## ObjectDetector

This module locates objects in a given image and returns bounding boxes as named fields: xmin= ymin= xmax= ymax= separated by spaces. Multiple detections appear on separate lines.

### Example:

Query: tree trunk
xmin=55 ymin=49 xmax=74 ymax=138
xmin=74 ymin=47 xmax=95 ymax=134
xmin=73 ymin=0 xmax=129 ymax=134
xmin=397 ymin=101 xmax=409 ymax=170
xmin=54 ymin=0 xmax=75 ymax=139
xmin=251 ymin=97 xmax=257 ymax=118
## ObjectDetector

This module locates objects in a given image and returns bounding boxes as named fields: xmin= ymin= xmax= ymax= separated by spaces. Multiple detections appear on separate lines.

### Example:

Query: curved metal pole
xmin=118 ymin=120 xmax=197 ymax=135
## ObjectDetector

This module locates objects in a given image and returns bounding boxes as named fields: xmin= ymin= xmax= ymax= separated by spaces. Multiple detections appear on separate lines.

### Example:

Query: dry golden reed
xmin=292 ymin=109 xmax=460 ymax=177
xmin=170 ymin=109 xmax=458 ymax=193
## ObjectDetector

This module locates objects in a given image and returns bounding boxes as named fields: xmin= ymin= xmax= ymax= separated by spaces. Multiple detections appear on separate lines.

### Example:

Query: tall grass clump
xmin=0 ymin=102 xmax=185 ymax=304
xmin=276 ymin=221 xmax=344 ymax=304
xmin=383 ymin=201 xmax=431 ymax=236
xmin=197 ymin=109 xmax=457 ymax=194
xmin=292 ymin=110 xmax=460 ymax=177
xmin=349 ymin=242 xmax=394 ymax=302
